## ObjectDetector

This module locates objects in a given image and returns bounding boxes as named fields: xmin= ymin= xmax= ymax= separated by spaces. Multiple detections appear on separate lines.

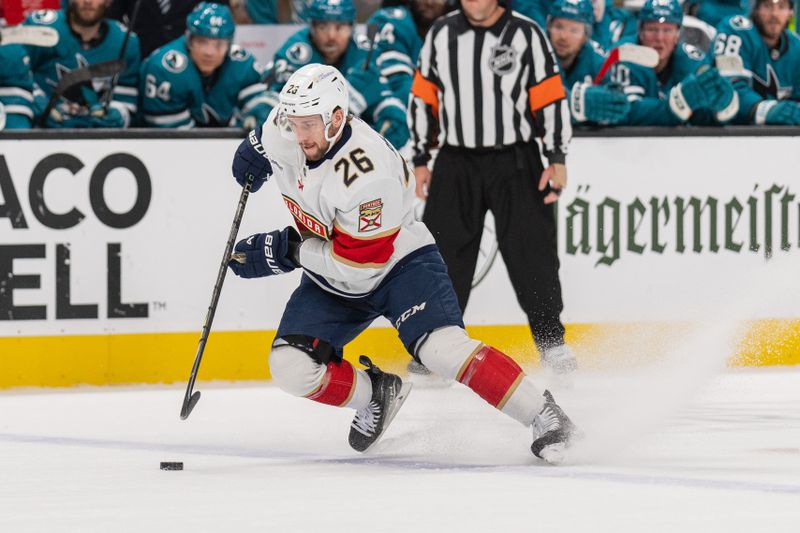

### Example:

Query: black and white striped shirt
xmin=409 ymin=8 xmax=571 ymax=167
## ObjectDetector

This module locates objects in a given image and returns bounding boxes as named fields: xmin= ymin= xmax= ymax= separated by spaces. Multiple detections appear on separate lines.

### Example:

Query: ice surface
xmin=1 ymin=368 xmax=798 ymax=532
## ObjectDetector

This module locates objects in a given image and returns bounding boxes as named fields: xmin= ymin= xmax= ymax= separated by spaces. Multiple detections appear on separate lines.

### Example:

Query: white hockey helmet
xmin=278 ymin=63 xmax=349 ymax=142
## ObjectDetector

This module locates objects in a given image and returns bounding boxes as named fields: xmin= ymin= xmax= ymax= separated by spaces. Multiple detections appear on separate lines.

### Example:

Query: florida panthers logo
xmin=162 ymin=51 xmax=188 ymax=73
xmin=359 ymin=199 xmax=383 ymax=232
xmin=488 ymin=45 xmax=518 ymax=76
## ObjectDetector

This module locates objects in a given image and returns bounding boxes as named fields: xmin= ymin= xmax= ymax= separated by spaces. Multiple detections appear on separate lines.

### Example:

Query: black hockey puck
xmin=160 ymin=462 xmax=183 ymax=471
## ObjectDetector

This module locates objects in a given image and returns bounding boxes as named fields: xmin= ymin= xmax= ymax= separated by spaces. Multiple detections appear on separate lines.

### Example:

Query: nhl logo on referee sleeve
xmin=488 ymin=45 xmax=518 ymax=76
xmin=359 ymin=199 xmax=383 ymax=232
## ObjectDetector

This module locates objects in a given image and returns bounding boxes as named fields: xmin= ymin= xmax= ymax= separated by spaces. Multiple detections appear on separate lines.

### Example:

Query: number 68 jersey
xmin=260 ymin=110 xmax=436 ymax=298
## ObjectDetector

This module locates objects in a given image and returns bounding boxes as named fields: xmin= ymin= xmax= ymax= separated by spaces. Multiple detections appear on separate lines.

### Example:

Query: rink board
xmin=1 ymin=135 xmax=799 ymax=387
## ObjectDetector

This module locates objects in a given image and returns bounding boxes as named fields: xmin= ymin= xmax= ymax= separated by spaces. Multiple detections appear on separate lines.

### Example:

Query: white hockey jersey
xmin=260 ymin=110 xmax=436 ymax=298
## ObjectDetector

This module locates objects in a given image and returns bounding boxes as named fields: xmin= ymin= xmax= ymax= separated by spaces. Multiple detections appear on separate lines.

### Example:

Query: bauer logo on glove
xmin=228 ymin=227 xmax=302 ymax=278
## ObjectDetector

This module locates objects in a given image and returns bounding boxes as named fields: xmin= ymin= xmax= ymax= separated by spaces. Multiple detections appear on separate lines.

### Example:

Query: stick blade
xmin=0 ymin=26 xmax=59 ymax=47
xmin=180 ymin=391 xmax=201 ymax=420
xmin=616 ymin=44 xmax=659 ymax=68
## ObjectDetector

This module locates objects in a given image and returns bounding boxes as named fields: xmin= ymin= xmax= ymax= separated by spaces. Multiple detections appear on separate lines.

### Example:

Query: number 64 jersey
xmin=260 ymin=110 xmax=436 ymax=298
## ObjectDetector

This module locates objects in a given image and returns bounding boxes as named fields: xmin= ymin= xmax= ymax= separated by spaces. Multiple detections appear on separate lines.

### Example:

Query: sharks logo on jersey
xmin=162 ymin=51 xmax=188 ymax=73
xmin=730 ymin=15 xmax=751 ymax=30
xmin=682 ymin=43 xmax=704 ymax=61
xmin=230 ymin=45 xmax=249 ymax=62
xmin=287 ymin=42 xmax=312 ymax=64
xmin=753 ymin=64 xmax=793 ymax=100
xmin=30 ymin=9 xmax=57 ymax=24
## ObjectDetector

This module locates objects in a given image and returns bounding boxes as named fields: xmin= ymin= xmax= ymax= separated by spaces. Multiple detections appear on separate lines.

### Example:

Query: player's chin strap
xmin=324 ymin=114 xmax=346 ymax=143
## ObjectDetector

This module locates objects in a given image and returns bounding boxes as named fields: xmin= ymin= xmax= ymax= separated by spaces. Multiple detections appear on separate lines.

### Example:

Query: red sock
xmin=305 ymin=359 xmax=356 ymax=407
xmin=457 ymin=345 xmax=524 ymax=409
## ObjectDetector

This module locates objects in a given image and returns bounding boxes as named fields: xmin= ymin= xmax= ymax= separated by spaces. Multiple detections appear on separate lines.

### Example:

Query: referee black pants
xmin=423 ymin=143 xmax=565 ymax=353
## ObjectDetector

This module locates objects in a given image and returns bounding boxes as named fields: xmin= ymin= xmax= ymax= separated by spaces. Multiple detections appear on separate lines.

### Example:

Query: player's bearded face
xmin=287 ymin=114 xmax=331 ymax=160
xmin=70 ymin=0 xmax=108 ymax=27
xmin=639 ymin=21 xmax=680 ymax=64
xmin=755 ymin=0 xmax=793 ymax=40
xmin=189 ymin=36 xmax=229 ymax=76
xmin=548 ymin=18 xmax=588 ymax=61
xmin=311 ymin=22 xmax=353 ymax=63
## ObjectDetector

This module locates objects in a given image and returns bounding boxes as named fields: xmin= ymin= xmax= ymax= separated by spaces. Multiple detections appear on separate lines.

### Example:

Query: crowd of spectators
xmin=0 ymin=0 xmax=798 ymax=131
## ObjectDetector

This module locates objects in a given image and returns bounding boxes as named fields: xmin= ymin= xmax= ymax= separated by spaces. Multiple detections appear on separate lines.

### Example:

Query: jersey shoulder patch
xmin=682 ymin=43 xmax=705 ymax=61
xmin=229 ymin=44 xmax=251 ymax=62
xmin=29 ymin=9 xmax=58 ymax=25
xmin=729 ymin=15 xmax=752 ymax=31
xmin=285 ymin=41 xmax=312 ymax=65
xmin=161 ymin=50 xmax=189 ymax=74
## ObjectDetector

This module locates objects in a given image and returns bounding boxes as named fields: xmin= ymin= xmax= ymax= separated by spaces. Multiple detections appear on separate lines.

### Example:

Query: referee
xmin=409 ymin=0 xmax=577 ymax=374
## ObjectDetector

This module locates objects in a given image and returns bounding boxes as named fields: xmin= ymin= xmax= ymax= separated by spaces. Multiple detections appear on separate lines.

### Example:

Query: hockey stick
xmin=102 ymin=0 xmax=142 ymax=115
xmin=101 ymin=0 xmax=144 ymax=111
xmin=180 ymin=175 xmax=255 ymax=421
xmin=0 ymin=26 xmax=59 ymax=47
xmin=362 ymin=23 xmax=379 ymax=71
xmin=593 ymin=44 xmax=659 ymax=84
xmin=37 ymin=59 xmax=126 ymax=127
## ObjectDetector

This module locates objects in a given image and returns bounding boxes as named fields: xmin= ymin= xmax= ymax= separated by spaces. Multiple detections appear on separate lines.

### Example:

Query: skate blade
xmin=363 ymin=382 xmax=413 ymax=453
xmin=539 ymin=443 xmax=567 ymax=465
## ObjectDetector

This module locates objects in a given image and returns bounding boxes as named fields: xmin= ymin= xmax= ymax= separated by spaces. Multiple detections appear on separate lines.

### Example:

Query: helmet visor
xmin=278 ymin=107 xmax=326 ymax=141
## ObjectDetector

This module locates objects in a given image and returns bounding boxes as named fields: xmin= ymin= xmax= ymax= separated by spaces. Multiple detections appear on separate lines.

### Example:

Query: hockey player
xmin=547 ymin=0 xmax=630 ymax=124
xmin=265 ymin=0 xmax=410 ymax=150
xmin=140 ymin=3 xmax=273 ymax=129
xmin=23 ymin=1 xmax=140 ymax=128
xmin=606 ymin=0 xmax=738 ymax=125
xmin=512 ymin=0 xmax=636 ymax=57
xmin=366 ymin=0 xmax=452 ymax=99
xmin=228 ymin=63 xmax=579 ymax=462
xmin=0 ymin=44 xmax=36 ymax=129
xmin=713 ymin=0 xmax=800 ymax=124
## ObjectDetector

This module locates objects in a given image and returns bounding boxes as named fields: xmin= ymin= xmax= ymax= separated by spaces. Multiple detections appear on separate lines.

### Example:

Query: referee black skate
xmin=409 ymin=0 xmax=577 ymax=377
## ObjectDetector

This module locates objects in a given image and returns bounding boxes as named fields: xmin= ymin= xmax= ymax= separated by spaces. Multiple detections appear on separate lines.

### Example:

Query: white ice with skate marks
xmin=1 ymin=261 xmax=799 ymax=530
xmin=1 ymin=366 xmax=799 ymax=531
